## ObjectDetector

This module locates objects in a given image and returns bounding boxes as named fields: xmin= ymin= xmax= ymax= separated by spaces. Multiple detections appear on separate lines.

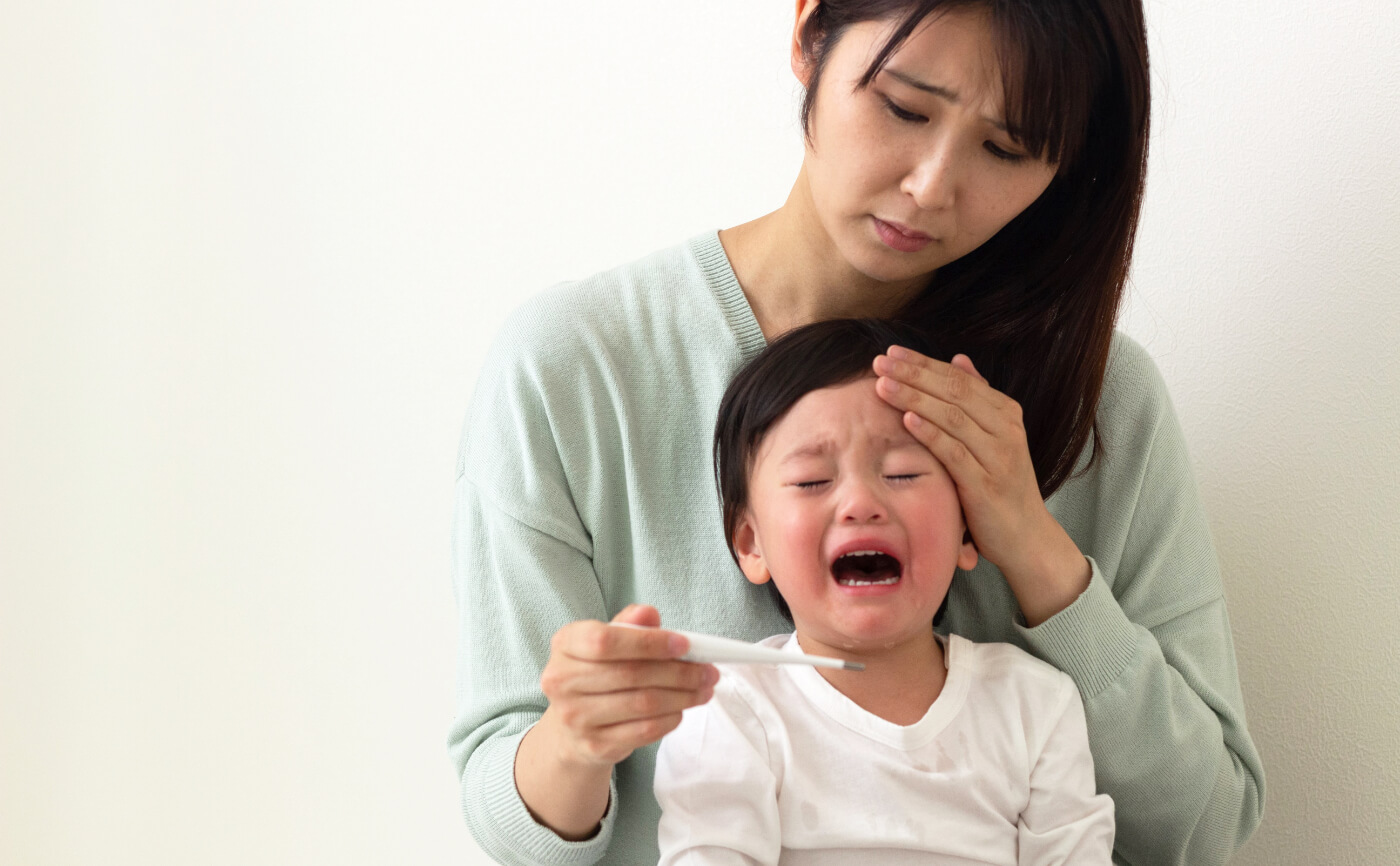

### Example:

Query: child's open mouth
xmin=831 ymin=550 xmax=902 ymax=587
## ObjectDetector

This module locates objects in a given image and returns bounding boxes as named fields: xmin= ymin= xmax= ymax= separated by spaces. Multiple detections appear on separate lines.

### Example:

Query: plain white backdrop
xmin=2 ymin=1 xmax=1397 ymax=863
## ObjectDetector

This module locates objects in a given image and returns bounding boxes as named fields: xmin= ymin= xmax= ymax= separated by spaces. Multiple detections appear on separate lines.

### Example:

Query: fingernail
xmin=883 ymin=378 xmax=901 ymax=394
xmin=889 ymin=346 xmax=910 ymax=360
xmin=907 ymin=412 xmax=923 ymax=427
xmin=668 ymin=634 xmax=688 ymax=656
xmin=703 ymin=666 xmax=721 ymax=686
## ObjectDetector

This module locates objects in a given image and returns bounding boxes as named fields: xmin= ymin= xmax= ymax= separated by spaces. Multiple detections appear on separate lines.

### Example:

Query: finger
xmin=875 ymin=364 xmax=1009 ymax=440
xmin=610 ymin=603 xmax=661 ymax=628
xmin=876 ymin=348 xmax=1006 ymax=430
xmin=570 ymin=683 xmax=713 ymax=730
xmin=576 ymin=712 xmax=689 ymax=764
xmin=875 ymin=375 xmax=999 ymax=459
xmin=902 ymin=410 xmax=991 ymax=493
xmin=555 ymin=617 xmax=687 ymax=662
xmin=557 ymin=656 xmax=720 ymax=697
xmin=950 ymin=353 xmax=987 ymax=383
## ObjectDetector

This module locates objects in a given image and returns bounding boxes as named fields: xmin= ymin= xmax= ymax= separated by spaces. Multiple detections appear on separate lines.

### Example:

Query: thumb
xmin=610 ymin=603 xmax=661 ymax=628
xmin=951 ymin=353 xmax=986 ymax=383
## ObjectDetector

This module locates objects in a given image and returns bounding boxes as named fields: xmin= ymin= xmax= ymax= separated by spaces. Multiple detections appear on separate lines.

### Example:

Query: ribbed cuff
xmin=464 ymin=729 xmax=617 ymax=866
xmin=1016 ymin=557 xmax=1142 ymax=699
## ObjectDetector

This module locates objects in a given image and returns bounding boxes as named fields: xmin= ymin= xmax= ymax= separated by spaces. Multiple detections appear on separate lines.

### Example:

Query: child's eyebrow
xmin=779 ymin=439 xmax=837 ymax=464
xmin=884 ymin=439 xmax=927 ymax=452
xmin=778 ymin=435 xmax=921 ymax=464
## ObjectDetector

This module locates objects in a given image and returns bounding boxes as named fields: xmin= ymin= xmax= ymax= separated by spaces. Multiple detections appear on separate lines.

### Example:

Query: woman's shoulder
xmin=491 ymin=233 xmax=731 ymax=364
xmin=1103 ymin=330 xmax=1169 ymax=403
xmin=1096 ymin=330 xmax=1176 ymax=435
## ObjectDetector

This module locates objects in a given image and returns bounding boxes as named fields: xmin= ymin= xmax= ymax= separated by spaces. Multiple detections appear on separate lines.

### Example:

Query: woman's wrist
xmin=514 ymin=710 xmax=613 ymax=841
xmin=999 ymin=512 xmax=1092 ymax=628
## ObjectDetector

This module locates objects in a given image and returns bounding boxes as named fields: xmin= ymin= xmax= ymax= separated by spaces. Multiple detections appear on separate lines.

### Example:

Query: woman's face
xmin=798 ymin=5 xmax=1059 ymax=284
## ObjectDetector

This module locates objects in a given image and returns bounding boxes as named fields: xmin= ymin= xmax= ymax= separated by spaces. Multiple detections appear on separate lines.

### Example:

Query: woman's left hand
xmin=872 ymin=346 xmax=1091 ymax=627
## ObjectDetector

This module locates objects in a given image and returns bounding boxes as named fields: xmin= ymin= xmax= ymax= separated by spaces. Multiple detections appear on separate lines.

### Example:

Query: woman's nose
xmin=900 ymin=140 xmax=958 ymax=211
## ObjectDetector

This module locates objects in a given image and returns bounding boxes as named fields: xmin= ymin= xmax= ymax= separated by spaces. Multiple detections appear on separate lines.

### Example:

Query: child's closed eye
xmin=792 ymin=479 xmax=831 ymax=490
xmin=885 ymin=473 xmax=923 ymax=483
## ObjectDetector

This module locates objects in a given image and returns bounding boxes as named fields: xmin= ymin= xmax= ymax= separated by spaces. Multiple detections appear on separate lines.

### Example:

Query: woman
xmin=449 ymin=2 xmax=1264 ymax=864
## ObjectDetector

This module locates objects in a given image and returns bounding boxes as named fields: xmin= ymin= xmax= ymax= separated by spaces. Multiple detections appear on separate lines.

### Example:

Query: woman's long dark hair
xmin=799 ymin=0 xmax=1151 ymax=497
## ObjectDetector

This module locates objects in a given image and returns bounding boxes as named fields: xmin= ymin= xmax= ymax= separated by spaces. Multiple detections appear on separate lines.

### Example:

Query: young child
xmin=654 ymin=318 xmax=1114 ymax=865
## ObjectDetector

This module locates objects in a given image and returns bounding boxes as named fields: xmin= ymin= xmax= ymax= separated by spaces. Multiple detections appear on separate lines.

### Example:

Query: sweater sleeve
xmin=1017 ymin=675 xmax=1116 ymax=866
xmin=446 ymin=298 xmax=619 ymax=866
xmin=654 ymin=676 xmax=781 ymax=866
xmin=1015 ymin=338 xmax=1265 ymax=866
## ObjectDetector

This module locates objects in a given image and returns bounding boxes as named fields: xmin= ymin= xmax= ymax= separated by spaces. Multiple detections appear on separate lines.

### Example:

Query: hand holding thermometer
xmin=614 ymin=622 xmax=864 ymax=671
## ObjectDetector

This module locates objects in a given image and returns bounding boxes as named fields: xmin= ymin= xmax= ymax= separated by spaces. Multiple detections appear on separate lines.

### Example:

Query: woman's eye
xmin=984 ymin=141 xmax=1028 ymax=163
xmin=883 ymin=98 xmax=927 ymax=124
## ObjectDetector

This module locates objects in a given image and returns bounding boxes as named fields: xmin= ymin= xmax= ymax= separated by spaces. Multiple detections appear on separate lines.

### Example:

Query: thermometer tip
xmin=842 ymin=660 xmax=865 ymax=672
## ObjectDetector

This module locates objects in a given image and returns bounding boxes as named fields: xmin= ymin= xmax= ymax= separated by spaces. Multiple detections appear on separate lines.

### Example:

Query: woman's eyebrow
xmin=883 ymin=68 xmax=1008 ymax=132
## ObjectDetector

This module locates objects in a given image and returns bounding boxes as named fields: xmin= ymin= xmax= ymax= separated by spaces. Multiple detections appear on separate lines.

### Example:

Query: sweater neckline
xmin=689 ymin=231 xmax=768 ymax=363
xmin=780 ymin=631 xmax=972 ymax=751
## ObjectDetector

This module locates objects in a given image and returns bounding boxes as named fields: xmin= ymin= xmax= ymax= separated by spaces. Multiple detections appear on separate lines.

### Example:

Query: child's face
xmin=733 ymin=376 xmax=979 ymax=653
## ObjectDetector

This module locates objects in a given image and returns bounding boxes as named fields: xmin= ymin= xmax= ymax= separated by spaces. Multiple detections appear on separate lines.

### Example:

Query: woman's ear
xmin=790 ymin=0 xmax=822 ymax=85
xmin=732 ymin=513 xmax=772 ymax=585
xmin=957 ymin=528 xmax=979 ymax=572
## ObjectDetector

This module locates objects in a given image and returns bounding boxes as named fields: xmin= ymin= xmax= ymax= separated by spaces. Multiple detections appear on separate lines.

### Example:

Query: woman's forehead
xmin=838 ymin=3 xmax=1079 ymax=159
xmin=845 ymin=8 xmax=1006 ymax=105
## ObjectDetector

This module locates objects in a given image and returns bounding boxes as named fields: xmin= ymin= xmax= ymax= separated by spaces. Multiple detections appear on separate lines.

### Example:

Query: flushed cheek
xmin=764 ymin=516 xmax=827 ymax=577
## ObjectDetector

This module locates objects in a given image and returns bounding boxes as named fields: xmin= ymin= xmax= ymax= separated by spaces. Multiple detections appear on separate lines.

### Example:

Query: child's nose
xmin=838 ymin=481 xmax=887 ymax=523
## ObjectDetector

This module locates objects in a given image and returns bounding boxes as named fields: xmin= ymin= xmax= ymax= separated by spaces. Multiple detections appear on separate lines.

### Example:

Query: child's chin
xmin=803 ymin=620 xmax=924 ymax=652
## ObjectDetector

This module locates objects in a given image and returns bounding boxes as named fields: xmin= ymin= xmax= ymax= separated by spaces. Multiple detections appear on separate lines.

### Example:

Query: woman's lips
xmin=872 ymin=217 xmax=934 ymax=253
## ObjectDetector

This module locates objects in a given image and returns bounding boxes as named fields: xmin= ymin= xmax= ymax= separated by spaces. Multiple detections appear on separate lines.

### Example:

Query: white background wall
xmin=2 ymin=1 xmax=1396 ymax=863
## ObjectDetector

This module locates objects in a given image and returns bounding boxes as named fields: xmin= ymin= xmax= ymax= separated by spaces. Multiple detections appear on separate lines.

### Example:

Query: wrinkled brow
xmin=883 ymin=67 xmax=1009 ymax=132
xmin=777 ymin=435 xmax=922 ymax=464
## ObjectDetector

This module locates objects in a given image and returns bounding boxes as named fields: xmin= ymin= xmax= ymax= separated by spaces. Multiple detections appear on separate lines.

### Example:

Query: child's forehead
xmin=760 ymin=378 xmax=916 ymax=456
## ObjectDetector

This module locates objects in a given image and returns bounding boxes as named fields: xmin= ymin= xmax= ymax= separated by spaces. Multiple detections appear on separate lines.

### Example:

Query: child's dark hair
xmin=713 ymin=318 xmax=950 ymax=621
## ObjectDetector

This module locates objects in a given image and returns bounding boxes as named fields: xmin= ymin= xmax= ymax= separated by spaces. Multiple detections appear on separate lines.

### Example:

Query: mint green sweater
xmin=449 ymin=233 xmax=1264 ymax=866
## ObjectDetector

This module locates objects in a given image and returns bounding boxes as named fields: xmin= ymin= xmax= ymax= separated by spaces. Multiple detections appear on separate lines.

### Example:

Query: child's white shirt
xmin=654 ymin=632 xmax=1114 ymax=866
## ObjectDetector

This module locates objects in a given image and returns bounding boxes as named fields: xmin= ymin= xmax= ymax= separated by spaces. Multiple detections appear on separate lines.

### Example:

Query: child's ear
xmin=956 ymin=528 xmax=979 ymax=572
xmin=731 ymin=513 xmax=772 ymax=585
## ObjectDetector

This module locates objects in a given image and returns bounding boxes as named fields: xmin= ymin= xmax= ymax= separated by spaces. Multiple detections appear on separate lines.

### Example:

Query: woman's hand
xmin=872 ymin=347 xmax=1091 ymax=627
xmin=514 ymin=604 xmax=718 ymax=839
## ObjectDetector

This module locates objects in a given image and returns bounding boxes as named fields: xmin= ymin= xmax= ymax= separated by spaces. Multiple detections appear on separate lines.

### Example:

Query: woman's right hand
xmin=514 ymin=604 xmax=719 ymax=838
xmin=540 ymin=603 xmax=719 ymax=764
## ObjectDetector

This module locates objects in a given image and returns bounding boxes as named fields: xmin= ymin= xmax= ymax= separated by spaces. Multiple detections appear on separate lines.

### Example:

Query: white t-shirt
xmin=654 ymin=632 xmax=1114 ymax=866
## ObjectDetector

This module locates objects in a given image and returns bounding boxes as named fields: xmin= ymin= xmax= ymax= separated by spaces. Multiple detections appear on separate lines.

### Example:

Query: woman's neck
xmin=797 ymin=629 xmax=947 ymax=727
xmin=719 ymin=169 xmax=927 ymax=340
